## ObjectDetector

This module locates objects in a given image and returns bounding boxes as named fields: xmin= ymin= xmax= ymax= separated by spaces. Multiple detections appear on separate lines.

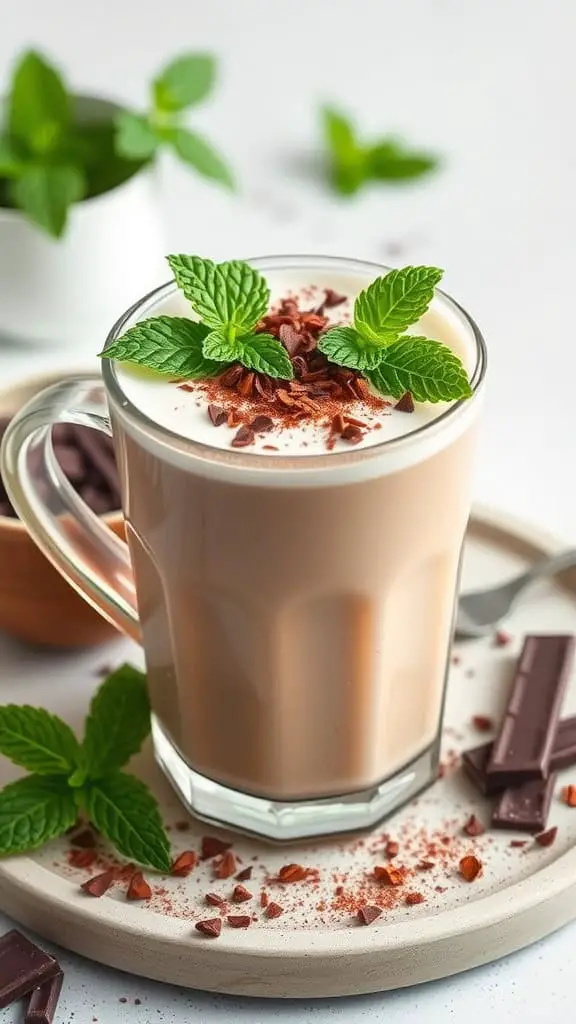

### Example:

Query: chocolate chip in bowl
xmin=0 ymin=371 xmax=124 ymax=648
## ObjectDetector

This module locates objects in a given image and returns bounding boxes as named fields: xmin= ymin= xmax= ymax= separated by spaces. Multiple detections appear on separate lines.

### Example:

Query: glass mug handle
xmin=0 ymin=375 xmax=140 ymax=642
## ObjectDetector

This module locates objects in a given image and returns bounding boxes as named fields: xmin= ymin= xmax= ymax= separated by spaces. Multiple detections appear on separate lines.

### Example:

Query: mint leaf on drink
xmin=153 ymin=53 xmax=216 ymax=113
xmin=84 ymin=772 xmax=172 ymax=872
xmin=168 ymin=129 xmax=234 ymax=189
xmin=354 ymin=266 xmax=444 ymax=345
xmin=318 ymin=326 xmax=383 ymax=371
xmin=203 ymin=331 xmax=294 ymax=379
xmin=321 ymin=104 xmax=439 ymax=197
xmin=11 ymin=165 xmax=85 ymax=238
xmin=8 ymin=50 xmax=70 ymax=155
xmin=0 ymin=706 xmax=81 ymax=775
xmin=114 ymin=111 xmax=159 ymax=160
xmin=100 ymin=316 xmax=223 ymax=378
xmin=366 ymin=337 xmax=472 ymax=403
xmin=167 ymin=255 xmax=269 ymax=333
xmin=368 ymin=138 xmax=439 ymax=182
xmin=82 ymin=664 xmax=151 ymax=779
xmin=0 ymin=776 xmax=76 ymax=855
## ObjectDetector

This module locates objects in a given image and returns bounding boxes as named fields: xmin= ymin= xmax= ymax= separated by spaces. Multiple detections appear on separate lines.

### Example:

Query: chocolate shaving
xmin=195 ymin=919 xmax=222 ymax=938
xmin=279 ymin=322 xmax=302 ymax=357
xmin=231 ymin=426 xmax=255 ymax=448
xmin=394 ymin=391 xmax=415 ymax=413
xmin=357 ymin=905 xmax=381 ymax=925
xmin=208 ymin=404 xmax=227 ymax=427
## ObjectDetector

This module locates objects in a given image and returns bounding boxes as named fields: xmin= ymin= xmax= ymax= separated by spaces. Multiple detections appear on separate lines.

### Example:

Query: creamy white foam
xmin=114 ymin=264 xmax=477 ymax=459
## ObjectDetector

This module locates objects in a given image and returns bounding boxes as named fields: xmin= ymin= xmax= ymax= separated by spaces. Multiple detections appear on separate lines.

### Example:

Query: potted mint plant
xmin=0 ymin=50 xmax=233 ymax=346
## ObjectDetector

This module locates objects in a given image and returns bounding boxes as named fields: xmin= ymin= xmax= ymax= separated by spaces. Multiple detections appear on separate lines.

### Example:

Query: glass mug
xmin=0 ymin=256 xmax=487 ymax=841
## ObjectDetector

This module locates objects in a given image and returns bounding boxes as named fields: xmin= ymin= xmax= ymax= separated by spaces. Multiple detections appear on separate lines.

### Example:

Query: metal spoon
xmin=455 ymin=548 xmax=576 ymax=639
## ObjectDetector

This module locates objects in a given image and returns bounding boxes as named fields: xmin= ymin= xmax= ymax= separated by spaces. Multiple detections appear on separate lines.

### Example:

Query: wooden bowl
xmin=0 ymin=370 xmax=124 ymax=648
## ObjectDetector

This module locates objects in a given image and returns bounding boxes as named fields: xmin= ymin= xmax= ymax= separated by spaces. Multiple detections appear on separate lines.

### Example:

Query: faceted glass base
xmin=152 ymin=716 xmax=438 ymax=841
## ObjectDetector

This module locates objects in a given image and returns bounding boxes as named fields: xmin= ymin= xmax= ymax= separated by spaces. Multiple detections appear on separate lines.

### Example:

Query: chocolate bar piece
xmin=26 ymin=971 xmax=64 ymax=1023
xmin=463 ymin=714 xmax=576 ymax=796
xmin=0 ymin=930 xmax=60 ymax=1010
xmin=492 ymin=774 xmax=557 ymax=832
xmin=486 ymin=635 xmax=575 ymax=786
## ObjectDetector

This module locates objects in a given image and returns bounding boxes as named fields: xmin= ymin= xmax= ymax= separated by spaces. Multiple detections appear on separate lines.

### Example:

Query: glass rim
xmin=102 ymin=253 xmax=487 ymax=472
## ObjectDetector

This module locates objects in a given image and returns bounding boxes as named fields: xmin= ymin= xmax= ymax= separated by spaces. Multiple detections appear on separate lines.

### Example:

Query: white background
xmin=1 ymin=0 xmax=576 ymax=1020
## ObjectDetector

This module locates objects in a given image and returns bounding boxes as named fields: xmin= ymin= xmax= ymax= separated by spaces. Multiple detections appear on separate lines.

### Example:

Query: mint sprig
xmin=319 ymin=265 xmax=472 ymax=403
xmin=321 ymin=105 xmax=439 ymax=197
xmin=100 ymin=317 xmax=223 ymax=379
xmin=0 ymin=665 xmax=172 ymax=872
xmin=1 ymin=48 xmax=233 ymax=238
xmin=102 ymin=255 xmax=294 ymax=381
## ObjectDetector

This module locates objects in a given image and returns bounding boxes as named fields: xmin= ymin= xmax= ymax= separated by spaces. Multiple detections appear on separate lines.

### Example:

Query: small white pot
xmin=0 ymin=100 xmax=167 ymax=347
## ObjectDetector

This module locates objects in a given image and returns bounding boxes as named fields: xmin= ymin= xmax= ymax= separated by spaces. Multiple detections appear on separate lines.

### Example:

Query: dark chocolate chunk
xmin=492 ymin=773 xmax=556 ymax=833
xmin=487 ymin=635 xmax=575 ymax=786
xmin=463 ymin=714 xmax=576 ymax=796
xmin=0 ymin=930 xmax=60 ymax=1010
xmin=26 ymin=971 xmax=63 ymax=1023
xmin=69 ymin=425 xmax=119 ymax=492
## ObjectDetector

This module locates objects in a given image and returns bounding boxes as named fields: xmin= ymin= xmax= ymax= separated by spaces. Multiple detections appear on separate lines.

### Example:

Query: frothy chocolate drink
xmin=107 ymin=258 xmax=484 ymax=819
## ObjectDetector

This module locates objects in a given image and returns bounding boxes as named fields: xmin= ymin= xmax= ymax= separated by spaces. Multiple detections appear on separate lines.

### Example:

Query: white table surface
xmin=1 ymin=0 xmax=576 ymax=1018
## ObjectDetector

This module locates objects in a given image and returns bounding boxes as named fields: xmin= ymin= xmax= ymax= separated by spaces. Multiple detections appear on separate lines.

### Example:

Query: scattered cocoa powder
xmin=459 ymin=855 xmax=482 ymax=882
xmin=174 ymin=821 xmax=191 ymax=832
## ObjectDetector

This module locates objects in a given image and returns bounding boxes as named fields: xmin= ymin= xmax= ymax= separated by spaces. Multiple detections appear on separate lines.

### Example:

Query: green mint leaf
xmin=11 ymin=165 xmax=85 ymax=238
xmin=0 ymin=775 xmax=76 ymax=856
xmin=82 ymin=664 xmax=151 ymax=779
xmin=203 ymin=331 xmax=294 ymax=379
xmin=354 ymin=266 xmax=444 ymax=345
xmin=99 ymin=316 xmax=222 ymax=378
xmin=0 ymin=136 xmax=24 ymax=177
xmin=0 ymin=705 xmax=81 ymax=775
xmin=84 ymin=772 xmax=171 ymax=872
xmin=365 ymin=336 xmax=472 ymax=403
xmin=368 ymin=138 xmax=439 ymax=182
xmin=321 ymin=105 xmax=367 ymax=196
xmin=318 ymin=326 xmax=384 ymax=371
xmin=167 ymin=255 xmax=268 ymax=333
xmin=153 ymin=53 xmax=216 ymax=112
xmin=8 ymin=50 xmax=70 ymax=154
xmin=114 ymin=111 xmax=159 ymax=160
xmin=168 ymin=128 xmax=234 ymax=190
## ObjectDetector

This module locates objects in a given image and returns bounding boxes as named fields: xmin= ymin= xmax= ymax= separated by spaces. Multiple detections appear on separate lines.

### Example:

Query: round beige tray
xmin=0 ymin=506 xmax=575 ymax=998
